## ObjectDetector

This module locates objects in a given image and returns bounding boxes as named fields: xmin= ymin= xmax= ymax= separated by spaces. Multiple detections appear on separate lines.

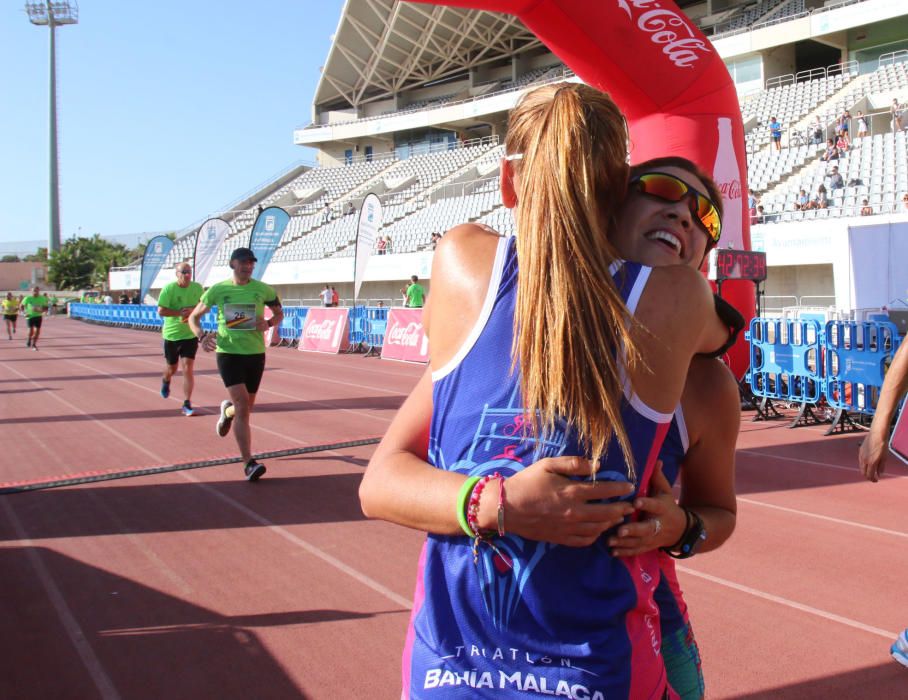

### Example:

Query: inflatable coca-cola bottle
xmin=713 ymin=117 xmax=744 ymax=250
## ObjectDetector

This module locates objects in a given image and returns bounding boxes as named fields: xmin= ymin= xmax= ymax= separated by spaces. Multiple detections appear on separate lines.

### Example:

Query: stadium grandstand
xmin=109 ymin=0 xmax=908 ymax=317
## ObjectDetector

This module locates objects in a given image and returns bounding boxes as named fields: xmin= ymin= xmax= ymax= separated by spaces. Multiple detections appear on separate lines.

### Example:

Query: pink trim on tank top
xmin=401 ymin=540 xmax=428 ymax=698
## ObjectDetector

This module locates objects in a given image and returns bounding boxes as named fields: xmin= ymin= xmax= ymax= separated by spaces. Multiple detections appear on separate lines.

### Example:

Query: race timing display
xmin=707 ymin=248 xmax=767 ymax=282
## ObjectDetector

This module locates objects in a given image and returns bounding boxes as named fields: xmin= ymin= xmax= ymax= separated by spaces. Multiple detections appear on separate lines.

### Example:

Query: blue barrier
xmin=823 ymin=320 xmax=901 ymax=429
xmin=746 ymin=317 xmax=823 ymax=409
xmin=746 ymin=316 xmax=903 ymax=434
xmin=68 ymin=304 xmax=392 ymax=351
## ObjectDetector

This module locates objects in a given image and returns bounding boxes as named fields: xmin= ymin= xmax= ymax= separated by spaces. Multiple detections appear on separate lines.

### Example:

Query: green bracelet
xmin=456 ymin=476 xmax=481 ymax=537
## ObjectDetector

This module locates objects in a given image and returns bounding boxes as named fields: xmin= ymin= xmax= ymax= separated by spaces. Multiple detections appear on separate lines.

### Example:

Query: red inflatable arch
xmin=408 ymin=0 xmax=754 ymax=377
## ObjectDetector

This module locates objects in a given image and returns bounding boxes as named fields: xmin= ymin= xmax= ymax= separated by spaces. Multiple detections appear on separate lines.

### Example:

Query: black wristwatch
xmin=663 ymin=507 xmax=707 ymax=559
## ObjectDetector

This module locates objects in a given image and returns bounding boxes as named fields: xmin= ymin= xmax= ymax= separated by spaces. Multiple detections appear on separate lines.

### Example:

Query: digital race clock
xmin=707 ymin=248 xmax=767 ymax=282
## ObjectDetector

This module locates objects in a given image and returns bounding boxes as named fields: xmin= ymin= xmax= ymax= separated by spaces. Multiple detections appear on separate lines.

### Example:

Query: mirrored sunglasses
xmin=630 ymin=172 xmax=722 ymax=245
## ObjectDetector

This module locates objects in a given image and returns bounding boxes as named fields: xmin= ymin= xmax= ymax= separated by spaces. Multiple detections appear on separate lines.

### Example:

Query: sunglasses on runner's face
xmin=630 ymin=172 xmax=722 ymax=245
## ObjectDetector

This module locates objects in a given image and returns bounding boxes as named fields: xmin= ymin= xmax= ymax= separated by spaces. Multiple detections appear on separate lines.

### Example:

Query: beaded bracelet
xmin=497 ymin=475 xmax=507 ymax=537
xmin=456 ymin=476 xmax=481 ymax=538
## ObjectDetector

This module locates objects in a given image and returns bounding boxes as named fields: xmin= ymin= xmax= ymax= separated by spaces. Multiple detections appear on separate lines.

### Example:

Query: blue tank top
xmin=404 ymin=235 xmax=675 ymax=700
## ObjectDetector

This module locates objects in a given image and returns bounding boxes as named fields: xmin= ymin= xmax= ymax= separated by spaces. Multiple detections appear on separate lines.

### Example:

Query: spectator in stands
xmin=345 ymin=202 xmax=355 ymax=216
xmin=891 ymin=98 xmax=903 ymax=132
xmin=400 ymin=275 xmax=425 ymax=308
xmin=811 ymin=184 xmax=829 ymax=210
xmin=836 ymin=110 xmax=851 ymax=146
xmin=131 ymin=291 xmax=141 ymax=304
xmin=860 ymin=199 xmax=873 ymax=216
xmin=769 ymin=116 xmax=782 ymax=151
xmin=376 ymin=236 xmax=386 ymax=255
xmin=796 ymin=189 xmax=809 ymax=210
xmin=827 ymin=166 xmax=844 ymax=190
xmin=835 ymin=132 xmax=849 ymax=155
xmin=747 ymin=189 xmax=757 ymax=215
xmin=331 ymin=286 xmax=339 ymax=307
xmin=821 ymin=138 xmax=839 ymax=162
xmin=755 ymin=205 xmax=767 ymax=223
xmin=903 ymin=193 xmax=908 ymax=210
xmin=383 ymin=234 xmax=392 ymax=254
xmin=103 ymin=293 xmax=113 ymax=305
xmin=856 ymin=110 xmax=869 ymax=138
xmin=811 ymin=116 xmax=825 ymax=145
xmin=322 ymin=202 xmax=331 ymax=224
xmin=118 ymin=291 xmax=129 ymax=304
xmin=320 ymin=284 xmax=332 ymax=307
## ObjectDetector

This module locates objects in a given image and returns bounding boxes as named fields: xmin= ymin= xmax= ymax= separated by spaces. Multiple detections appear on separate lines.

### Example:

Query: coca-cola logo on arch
xmin=617 ymin=0 xmax=711 ymax=69
xmin=305 ymin=319 xmax=336 ymax=340
xmin=718 ymin=179 xmax=742 ymax=200
xmin=387 ymin=321 xmax=424 ymax=347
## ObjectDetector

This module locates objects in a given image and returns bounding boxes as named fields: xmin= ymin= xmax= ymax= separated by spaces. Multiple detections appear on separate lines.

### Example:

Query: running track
xmin=1 ymin=317 xmax=906 ymax=698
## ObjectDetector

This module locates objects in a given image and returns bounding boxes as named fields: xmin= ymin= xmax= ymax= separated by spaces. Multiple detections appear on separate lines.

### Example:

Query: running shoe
xmin=892 ymin=639 xmax=908 ymax=669
xmin=32 ymin=345 xmax=38 ymax=352
xmin=244 ymin=460 xmax=266 ymax=482
xmin=896 ymin=629 xmax=908 ymax=652
xmin=216 ymin=400 xmax=234 ymax=437
xmin=160 ymin=380 xmax=170 ymax=399
xmin=181 ymin=401 xmax=194 ymax=417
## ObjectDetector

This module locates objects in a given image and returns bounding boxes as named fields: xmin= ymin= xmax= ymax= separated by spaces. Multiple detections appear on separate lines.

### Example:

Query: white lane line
xmin=5 ymin=356 xmax=411 ymax=612
xmin=676 ymin=564 xmax=897 ymax=640
xmin=737 ymin=497 xmax=908 ymax=538
xmin=0 ymin=499 xmax=122 ymax=700
xmin=178 ymin=470 xmax=413 ymax=610
xmin=737 ymin=449 xmax=907 ymax=480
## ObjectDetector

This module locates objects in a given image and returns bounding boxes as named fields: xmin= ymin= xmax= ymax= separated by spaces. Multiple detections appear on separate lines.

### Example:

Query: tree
xmin=23 ymin=247 xmax=48 ymax=263
xmin=1 ymin=255 xmax=21 ymax=263
xmin=48 ymin=234 xmax=132 ymax=290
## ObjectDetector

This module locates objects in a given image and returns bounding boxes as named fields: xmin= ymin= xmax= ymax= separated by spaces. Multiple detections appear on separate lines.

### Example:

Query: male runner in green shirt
xmin=188 ymin=247 xmax=283 ymax=481
xmin=20 ymin=286 xmax=49 ymax=351
xmin=401 ymin=275 xmax=426 ymax=308
xmin=157 ymin=263 xmax=204 ymax=415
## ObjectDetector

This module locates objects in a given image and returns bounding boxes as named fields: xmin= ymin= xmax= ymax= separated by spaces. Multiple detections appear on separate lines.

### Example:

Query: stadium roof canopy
xmin=314 ymin=0 xmax=543 ymax=111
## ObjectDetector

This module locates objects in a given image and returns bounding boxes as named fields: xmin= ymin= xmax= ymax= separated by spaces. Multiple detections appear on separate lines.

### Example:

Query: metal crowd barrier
xmin=746 ymin=316 xmax=903 ymax=434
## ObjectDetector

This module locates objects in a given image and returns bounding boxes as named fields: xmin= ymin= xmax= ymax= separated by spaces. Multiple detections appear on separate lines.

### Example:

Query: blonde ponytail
xmin=505 ymin=82 xmax=642 ymax=477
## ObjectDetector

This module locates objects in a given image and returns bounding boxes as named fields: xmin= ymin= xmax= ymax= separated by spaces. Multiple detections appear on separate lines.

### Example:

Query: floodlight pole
xmin=26 ymin=1 xmax=79 ymax=254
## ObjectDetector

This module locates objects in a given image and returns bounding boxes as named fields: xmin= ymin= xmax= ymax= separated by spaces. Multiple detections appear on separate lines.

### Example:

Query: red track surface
xmin=1 ymin=317 xmax=906 ymax=699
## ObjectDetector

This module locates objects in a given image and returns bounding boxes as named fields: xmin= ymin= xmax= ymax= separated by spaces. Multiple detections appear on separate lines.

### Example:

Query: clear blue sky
xmin=0 ymin=0 xmax=343 ymax=251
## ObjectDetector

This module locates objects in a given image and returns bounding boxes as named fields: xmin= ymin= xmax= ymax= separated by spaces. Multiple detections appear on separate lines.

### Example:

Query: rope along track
xmin=0 ymin=436 xmax=381 ymax=494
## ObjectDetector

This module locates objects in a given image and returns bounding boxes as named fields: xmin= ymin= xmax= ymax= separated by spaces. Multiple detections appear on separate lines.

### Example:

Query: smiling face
xmin=612 ymin=165 xmax=715 ymax=270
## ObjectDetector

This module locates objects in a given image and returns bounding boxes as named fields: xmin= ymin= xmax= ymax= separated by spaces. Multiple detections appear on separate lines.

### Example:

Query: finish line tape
xmin=0 ymin=437 xmax=382 ymax=495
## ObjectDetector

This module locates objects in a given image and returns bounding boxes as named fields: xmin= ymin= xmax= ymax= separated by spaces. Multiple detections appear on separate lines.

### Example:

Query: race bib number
xmin=224 ymin=303 xmax=257 ymax=330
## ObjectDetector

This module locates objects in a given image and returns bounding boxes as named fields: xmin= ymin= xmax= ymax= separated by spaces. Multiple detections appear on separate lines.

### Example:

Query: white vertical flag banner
xmin=353 ymin=193 xmax=382 ymax=301
xmin=139 ymin=235 xmax=175 ymax=303
xmin=192 ymin=218 xmax=231 ymax=286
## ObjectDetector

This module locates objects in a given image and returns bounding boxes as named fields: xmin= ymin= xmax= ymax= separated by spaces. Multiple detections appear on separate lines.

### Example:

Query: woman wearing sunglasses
xmin=360 ymin=82 xmax=734 ymax=699
xmin=606 ymin=158 xmax=740 ymax=699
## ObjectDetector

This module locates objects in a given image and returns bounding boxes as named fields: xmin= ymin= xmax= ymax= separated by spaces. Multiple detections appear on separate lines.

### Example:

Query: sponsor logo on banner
xmin=381 ymin=309 xmax=429 ymax=363
xmin=617 ymin=0 xmax=711 ymax=68
xmin=299 ymin=308 xmax=349 ymax=354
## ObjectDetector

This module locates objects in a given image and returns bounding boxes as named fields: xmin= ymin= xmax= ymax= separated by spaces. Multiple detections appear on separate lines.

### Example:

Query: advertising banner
xmin=249 ymin=207 xmax=291 ymax=281
xmin=299 ymin=307 xmax=350 ymax=354
xmin=193 ymin=218 xmax=230 ymax=286
xmin=353 ymin=193 xmax=383 ymax=301
xmin=139 ymin=235 xmax=175 ymax=303
xmin=381 ymin=308 xmax=429 ymax=363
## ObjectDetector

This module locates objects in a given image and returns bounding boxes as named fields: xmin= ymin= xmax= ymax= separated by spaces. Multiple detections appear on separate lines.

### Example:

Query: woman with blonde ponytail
xmin=360 ymin=82 xmax=730 ymax=699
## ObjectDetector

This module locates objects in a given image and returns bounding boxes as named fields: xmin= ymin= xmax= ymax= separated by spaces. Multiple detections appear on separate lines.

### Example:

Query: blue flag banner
xmin=249 ymin=207 xmax=290 ymax=281
xmin=353 ymin=193 xmax=382 ymax=302
xmin=193 ymin=218 xmax=231 ymax=286
xmin=139 ymin=235 xmax=175 ymax=303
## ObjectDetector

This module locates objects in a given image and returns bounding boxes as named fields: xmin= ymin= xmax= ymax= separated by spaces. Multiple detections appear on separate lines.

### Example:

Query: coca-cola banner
xmin=381 ymin=309 xmax=429 ymax=364
xmin=405 ymin=0 xmax=754 ymax=378
xmin=299 ymin=308 xmax=350 ymax=354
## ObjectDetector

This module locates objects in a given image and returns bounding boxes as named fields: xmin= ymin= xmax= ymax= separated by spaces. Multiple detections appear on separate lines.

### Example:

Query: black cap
xmin=230 ymin=247 xmax=257 ymax=263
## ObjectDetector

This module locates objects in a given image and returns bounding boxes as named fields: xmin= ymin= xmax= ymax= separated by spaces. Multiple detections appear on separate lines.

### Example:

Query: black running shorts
xmin=163 ymin=337 xmax=199 ymax=365
xmin=3 ymin=314 xmax=16 ymax=322
xmin=216 ymin=353 xmax=266 ymax=394
xmin=26 ymin=316 xmax=42 ymax=329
